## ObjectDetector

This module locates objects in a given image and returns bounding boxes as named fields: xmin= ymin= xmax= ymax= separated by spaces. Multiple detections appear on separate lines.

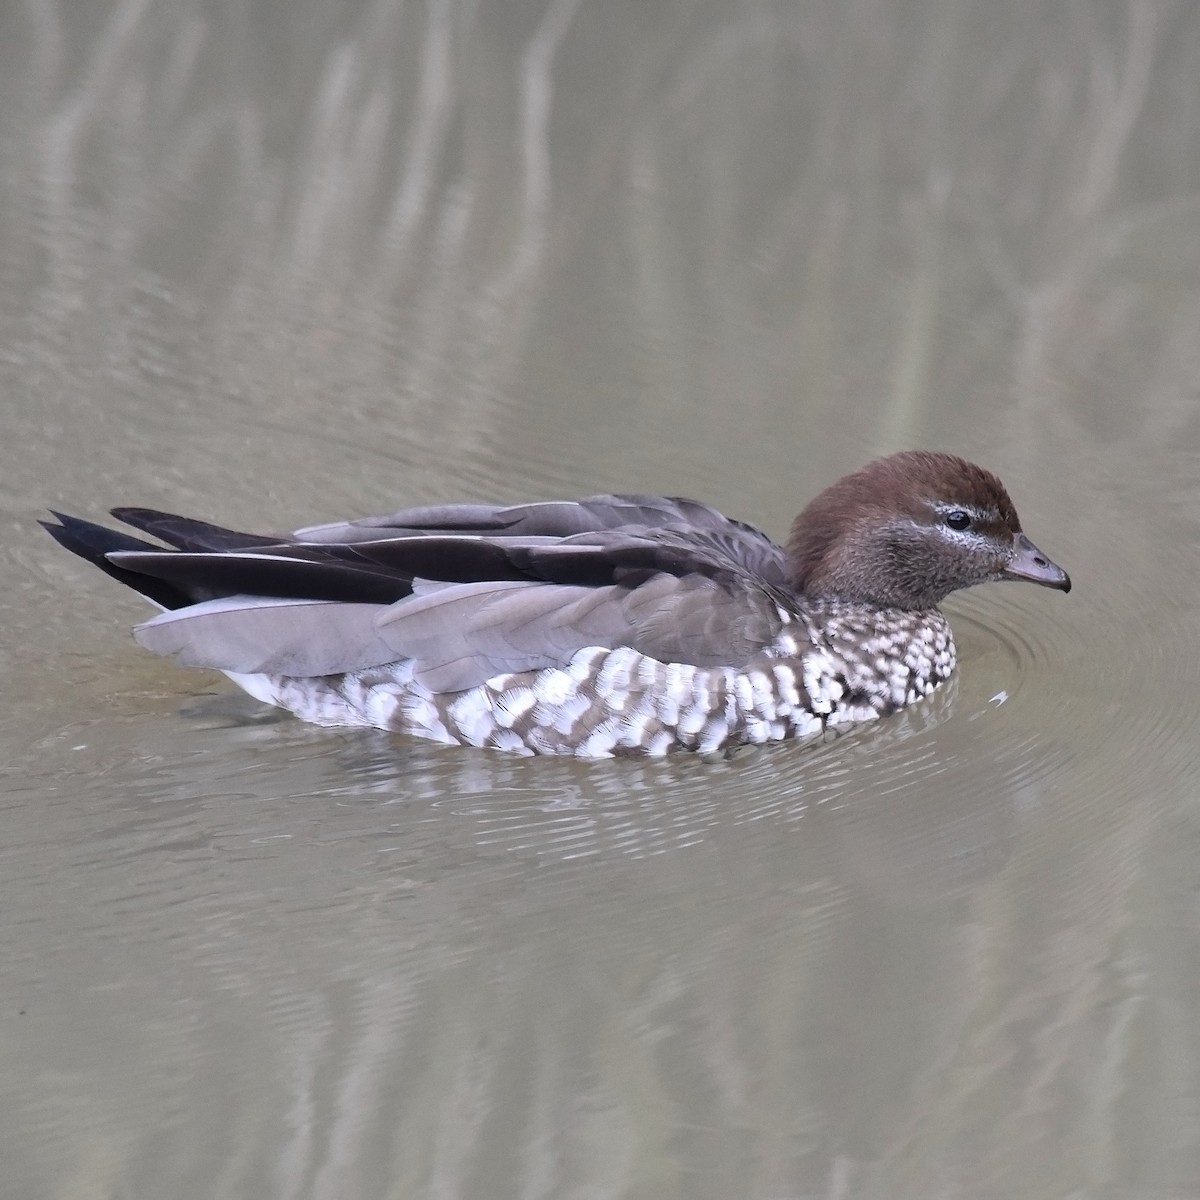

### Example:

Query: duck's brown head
xmin=787 ymin=450 xmax=1071 ymax=610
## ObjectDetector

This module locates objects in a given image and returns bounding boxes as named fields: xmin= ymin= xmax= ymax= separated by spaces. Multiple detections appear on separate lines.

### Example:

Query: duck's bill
xmin=1003 ymin=533 xmax=1071 ymax=592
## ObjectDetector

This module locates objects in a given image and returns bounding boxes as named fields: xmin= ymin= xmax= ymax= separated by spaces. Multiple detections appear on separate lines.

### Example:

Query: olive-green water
xmin=4 ymin=2 xmax=1199 ymax=1197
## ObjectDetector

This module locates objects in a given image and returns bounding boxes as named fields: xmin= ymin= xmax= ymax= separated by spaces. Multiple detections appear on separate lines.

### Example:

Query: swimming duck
xmin=43 ymin=450 xmax=1070 ymax=757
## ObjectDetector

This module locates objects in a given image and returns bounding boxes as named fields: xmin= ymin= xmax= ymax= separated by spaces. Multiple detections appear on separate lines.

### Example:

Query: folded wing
xmin=49 ymin=496 xmax=793 ymax=690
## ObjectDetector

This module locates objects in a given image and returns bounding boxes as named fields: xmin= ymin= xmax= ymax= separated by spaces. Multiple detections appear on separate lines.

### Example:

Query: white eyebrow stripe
xmin=929 ymin=502 xmax=995 ymax=520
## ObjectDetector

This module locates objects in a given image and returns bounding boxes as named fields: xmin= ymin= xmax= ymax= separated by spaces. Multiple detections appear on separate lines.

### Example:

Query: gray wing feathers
xmin=376 ymin=574 xmax=784 ymax=691
xmin=376 ymin=581 xmax=608 ymax=691
xmin=296 ymin=494 xmax=758 ymax=541
xmin=124 ymin=498 xmax=791 ymax=691
xmin=294 ymin=495 xmax=788 ymax=586
xmin=132 ymin=574 xmax=786 ymax=690
xmin=134 ymin=597 xmax=399 ymax=676
xmin=619 ymin=573 xmax=782 ymax=665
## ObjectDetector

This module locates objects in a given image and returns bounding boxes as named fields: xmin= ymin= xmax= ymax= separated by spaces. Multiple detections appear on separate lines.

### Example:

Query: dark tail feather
xmin=109 ymin=507 xmax=282 ymax=553
xmin=45 ymin=511 xmax=417 ymax=608
xmin=41 ymin=513 xmax=193 ymax=609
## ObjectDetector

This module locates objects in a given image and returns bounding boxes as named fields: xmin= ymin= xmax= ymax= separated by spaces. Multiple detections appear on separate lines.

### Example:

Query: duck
xmin=42 ymin=450 xmax=1070 ymax=757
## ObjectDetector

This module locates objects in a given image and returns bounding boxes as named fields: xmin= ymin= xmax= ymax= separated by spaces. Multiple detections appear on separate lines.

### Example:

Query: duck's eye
xmin=944 ymin=510 xmax=972 ymax=531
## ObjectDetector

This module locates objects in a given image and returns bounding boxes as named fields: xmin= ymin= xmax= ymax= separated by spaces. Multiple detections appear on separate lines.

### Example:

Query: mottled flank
xmin=229 ymin=605 xmax=956 ymax=758
xmin=42 ymin=450 xmax=1067 ymax=757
